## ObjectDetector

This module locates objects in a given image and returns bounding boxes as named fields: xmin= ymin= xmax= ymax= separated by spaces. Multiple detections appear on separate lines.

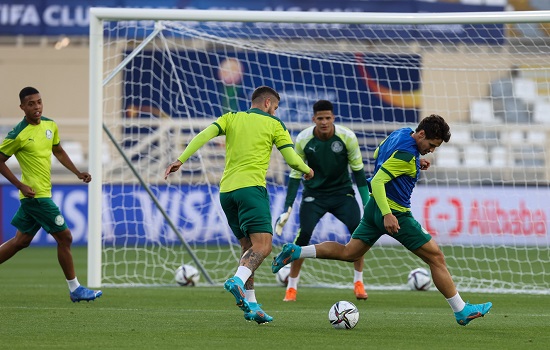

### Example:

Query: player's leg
xmin=0 ymin=203 xmax=40 ymax=264
xmin=273 ymin=200 xmax=382 ymax=272
xmin=396 ymin=212 xmax=492 ymax=325
xmin=50 ymin=228 xmax=75 ymax=279
xmin=284 ymin=199 xmax=326 ymax=301
xmin=220 ymin=190 xmax=251 ymax=312
xmin=273 ymin=238 xmax=371 ymax=272
xmin=0 ymin=230 xmax=33 ymax=264
xmin=49 ymin=228 xmax=101 ymax=302
xmin=221 ymin=187 xmax=274 ymax=320
xmin=32 ymin=197 xmax=103 ymax=302
xmin=241 ymin=226 xmax=274 ymax=321
xmin=330 ymin=193 xmax=367 ymax=299
xmin=236 ymin=235 xmax=272 ymax=324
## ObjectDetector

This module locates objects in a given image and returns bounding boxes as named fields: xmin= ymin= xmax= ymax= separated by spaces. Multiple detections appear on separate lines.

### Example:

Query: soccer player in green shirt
xmin=273 ymin=114 xmax=493 ymax=326
xmin=164 ymin=86 xmax=313 ymax=324
xmin=274 ymin=100 xmax=369 ymax=302
xmin=0 ymin=87 xmax=102 ymax=302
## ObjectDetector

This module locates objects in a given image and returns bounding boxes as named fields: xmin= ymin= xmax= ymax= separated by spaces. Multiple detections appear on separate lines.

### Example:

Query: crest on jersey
xmin=45 ymin=130 xmax=53 ymax=139
xmin=331 ymin=141 xmax=343 ymax=153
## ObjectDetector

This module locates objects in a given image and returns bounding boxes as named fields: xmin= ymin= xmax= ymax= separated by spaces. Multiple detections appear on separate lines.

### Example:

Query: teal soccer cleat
xmin=271 ymin=243 xmax=301 ymax=273
xmin=454 ymin=302 xmax=492 ymax=326
xmin=70 ymin=286 xmax=103 ymax=302
xmin=224 ymin=276 xmax=250 ymax=313
xmin=244 ymin=302 xmax=273 ymax=324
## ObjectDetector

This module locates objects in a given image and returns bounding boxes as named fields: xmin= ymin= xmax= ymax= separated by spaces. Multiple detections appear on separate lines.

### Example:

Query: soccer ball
xmin=328 ymin=300 xmax=360 ymax=329
xmin=407 ymin=267 xmax=431 ymax=291
xmin=275 ymin=264 xmax=291 ymax=286
xmin=175 ymin=264 xmax=200 ymax=286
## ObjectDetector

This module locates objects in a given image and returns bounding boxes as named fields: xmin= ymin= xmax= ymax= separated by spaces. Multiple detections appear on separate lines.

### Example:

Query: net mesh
xmin=97 ymin=14 xmax=550 ymax=293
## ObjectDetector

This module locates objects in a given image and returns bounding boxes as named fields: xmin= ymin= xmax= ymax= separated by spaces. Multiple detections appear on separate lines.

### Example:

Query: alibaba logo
xmin=355 ymin=53 xmax=422 ymax=109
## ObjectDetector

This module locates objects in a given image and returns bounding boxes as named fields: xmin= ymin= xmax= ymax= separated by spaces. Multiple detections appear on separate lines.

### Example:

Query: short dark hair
xmin=251 ymin=86 xmax=280 ymax=103
xmin=416 ymin=114 xmax=451 ymax=143
xmin=313 ymin=100 xmax=333 ymax=114
xmin=19 ymin=87 xmax=40 ymax=103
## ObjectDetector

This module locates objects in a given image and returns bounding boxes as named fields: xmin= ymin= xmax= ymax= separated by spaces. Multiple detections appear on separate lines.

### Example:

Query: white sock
xmin=353 ymin=270 xmax=363 ymax=284
xmin=67 ymin=277 xmax=80 ymax=292
xmin=287 ymin=276 xmax=300 ymax=290
xmin=300 ymin=245 xmax=316 ymax=258
xmin=245 ymin=289 xmax=257 ymax=303
xmin=234 ymin=266 xmax=252 ymax=284
xmin=446 ymin=292 xmax=466 ymax=312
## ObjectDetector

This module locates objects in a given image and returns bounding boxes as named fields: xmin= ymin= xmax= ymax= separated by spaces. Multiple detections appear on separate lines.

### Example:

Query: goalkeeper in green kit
xmin=274 ymin=100 xmax=370 ymax=302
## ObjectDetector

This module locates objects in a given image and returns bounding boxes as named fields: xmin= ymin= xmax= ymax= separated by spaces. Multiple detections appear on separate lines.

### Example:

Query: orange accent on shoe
xmin=354 ymin=281 xmax=368 ymax=300
xmin=283 ymin=287 xmax=297 ymax=302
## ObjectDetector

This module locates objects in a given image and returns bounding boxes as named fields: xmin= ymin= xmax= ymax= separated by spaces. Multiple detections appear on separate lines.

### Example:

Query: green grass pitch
xmin=0 ymin=246 xmax=549 ymax=349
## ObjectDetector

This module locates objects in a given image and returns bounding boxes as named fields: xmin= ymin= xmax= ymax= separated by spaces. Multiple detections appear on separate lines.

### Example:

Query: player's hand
xmin=420 ymin=158 xmax=431 ymax=171
xmin=275 ymin=206 xmax=292 ymax=236
xmin=78 ymin=172 xmax=92 ymax=183
xmin=303 ymin=168 xmax=314 ymax=180
xmin=18 ymin=184 xmax=36 ymax=198
xmin=164 ymin=160 xmax=183 ymax=180
xmin=383 ymin=213 xmax=400 ymax=235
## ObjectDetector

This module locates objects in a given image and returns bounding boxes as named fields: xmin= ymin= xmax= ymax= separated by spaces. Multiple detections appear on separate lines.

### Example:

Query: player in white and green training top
xmin=0 ymin=86 xmax=102 ymax=303
xmin=274 ymin=100 xmax=370 ymax=302
xmin=164 ymin=86 xmax=313 ymax=324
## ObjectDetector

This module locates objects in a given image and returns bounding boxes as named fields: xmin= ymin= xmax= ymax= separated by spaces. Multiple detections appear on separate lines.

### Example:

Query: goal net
xmin=89 ymin=8 xmax=550 ymax=294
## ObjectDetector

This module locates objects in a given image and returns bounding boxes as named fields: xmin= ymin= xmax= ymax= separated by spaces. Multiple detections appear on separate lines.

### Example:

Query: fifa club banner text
xmin=0 ymin=0 xmax=503 ymax=42
xmin=0 ymin=184 xmax=547 ymax=246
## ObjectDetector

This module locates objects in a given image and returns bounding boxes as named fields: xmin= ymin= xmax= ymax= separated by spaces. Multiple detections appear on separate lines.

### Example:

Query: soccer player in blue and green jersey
xmin=273 ymin=114 xmax=493 ymax=326
xmin=164 ymin=86 xmax=313 ymax=324
xmin=0 ymin=87 xmax=102 ymax=303
xmin=274 ymin=100 xmax=369 ymax=302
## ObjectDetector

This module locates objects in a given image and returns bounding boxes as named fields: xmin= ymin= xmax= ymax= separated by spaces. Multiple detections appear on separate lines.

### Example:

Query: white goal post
xmin=89 ymin=7 xmax=550 ymax=294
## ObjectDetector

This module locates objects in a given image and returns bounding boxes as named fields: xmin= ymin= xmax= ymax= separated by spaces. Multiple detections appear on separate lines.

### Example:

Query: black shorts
xmin=294 ymin=192 xmax=361 ymax=246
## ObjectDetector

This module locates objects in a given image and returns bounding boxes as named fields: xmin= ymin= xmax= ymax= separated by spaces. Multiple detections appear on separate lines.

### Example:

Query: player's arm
xmin=52 ymin=143 xmax=92 ymax=183
xmin=0 ymin=152 xmax=34 ymax=197
xmin=0 ymin=138 xmax=35 ymax=197
xmin=370 ymin=151 xmax=416 ymax=234
xmin=352 ymin=169 xmax=369 ymax=206
xmin=283 ymin=136 xmax=307 ymax=209
xmin=345 ymin=131 xmax=369 ymax=206
xmin=274 ymin=124 xmax=312 ymax=179
xmin=275 ymin=133 xmax=307 ymax=235
xmin=280 ymin=146 xmax=312 ymax=178
xmin=164 ymin=124 xmax=219 ymax=180
xmin=274 ymin=150 xmax=310 ymax=236
xmin=275 ymin=174 xmax=301 ymax=236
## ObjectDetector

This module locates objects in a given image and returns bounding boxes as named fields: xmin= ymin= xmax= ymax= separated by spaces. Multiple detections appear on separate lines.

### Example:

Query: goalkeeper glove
xmin=274 ymin=206 xmax=292 ymax=236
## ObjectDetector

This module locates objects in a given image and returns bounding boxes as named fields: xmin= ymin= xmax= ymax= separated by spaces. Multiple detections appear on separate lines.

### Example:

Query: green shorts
xmin=219 ymin=186 xmax=273 ymax=239
xmin=296 ymin=192 xmax=361 ymax=246
xmin=11 ymin=198 xmax=68 ymax=235
xmin=352 ymin=197 xmax=431 ymax=251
